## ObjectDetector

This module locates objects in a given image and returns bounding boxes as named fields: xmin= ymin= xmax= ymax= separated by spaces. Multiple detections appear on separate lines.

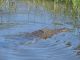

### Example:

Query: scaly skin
xmin=24 ymin=28 xmax=70 ymax=39
xmin=36 ymin=28 xmax=70 ymax=39
xmin=5 ymin=28 xmax=70 ymax=40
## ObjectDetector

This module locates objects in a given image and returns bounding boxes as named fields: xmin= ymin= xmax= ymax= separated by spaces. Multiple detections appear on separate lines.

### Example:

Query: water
xmin=0 ymin=1 xmax=80 ymax=60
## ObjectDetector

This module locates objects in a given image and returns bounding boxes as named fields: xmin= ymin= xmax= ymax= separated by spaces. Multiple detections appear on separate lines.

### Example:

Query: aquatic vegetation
xmin=65 ymin=41 xmax=72 ymax=47
xmin=74 ymin=44 xmax=80 ymax=55
xmin=9 ymin=0 xmax=16 ymax=13
xmin=53 ymin=22 xmax=63 ymax=26
xmin=74 ymin=24 xmax=80 ymax=28
xmin=19 ymin=41 xmax=33 ymax=45
xmin=0 ymin=0 xmax=80 ymax=24
xmin=75 ymin=44 xmax=80 ymax=50
xmin=0 ymin=0 xmax=80 ymax=16
xmin=0 ymin=23 xmax=17 ymax=29
xmin=0 ymin=0 xmax=4 ymax=7
xmin=17 ymin=0 xmax=80 ymax=28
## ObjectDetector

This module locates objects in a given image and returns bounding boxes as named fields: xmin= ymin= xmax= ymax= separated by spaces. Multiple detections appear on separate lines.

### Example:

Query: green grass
xmin=0 ymin=0 xmax=80 ymax=28
xmin=0 ymin=23 xmax=18 ymax=30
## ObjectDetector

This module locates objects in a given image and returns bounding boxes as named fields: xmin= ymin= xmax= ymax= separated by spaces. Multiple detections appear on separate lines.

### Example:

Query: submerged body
xmin=24 ymin=28 xmax=70 ymax=39
xmin=5 ymin=28 xmax=70 ymax=40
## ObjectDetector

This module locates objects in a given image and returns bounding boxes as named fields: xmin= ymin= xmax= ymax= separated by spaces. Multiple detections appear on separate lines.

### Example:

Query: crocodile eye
xmin=39 ymin=30 xmax=44 ymax=33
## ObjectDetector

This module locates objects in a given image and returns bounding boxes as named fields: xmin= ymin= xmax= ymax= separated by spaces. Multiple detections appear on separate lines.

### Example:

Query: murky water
xmin=0 ymin=1 xmax=80 ymax=60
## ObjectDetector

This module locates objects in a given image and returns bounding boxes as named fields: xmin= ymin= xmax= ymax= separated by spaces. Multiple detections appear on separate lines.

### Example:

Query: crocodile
xmin=29 ymin=28 xmax=70 ymax=39
xmin=5 ymin=28 xmax=70 ymax=40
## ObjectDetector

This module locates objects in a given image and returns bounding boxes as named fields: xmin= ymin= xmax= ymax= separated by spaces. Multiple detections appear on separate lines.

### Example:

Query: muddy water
xmin=0 ymin=2 xmax=80 ymax=60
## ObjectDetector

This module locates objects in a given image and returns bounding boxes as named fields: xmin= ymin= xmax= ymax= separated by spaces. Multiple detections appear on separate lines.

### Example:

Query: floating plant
xmin=65 ymin=41 xmax=72 ymax=47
